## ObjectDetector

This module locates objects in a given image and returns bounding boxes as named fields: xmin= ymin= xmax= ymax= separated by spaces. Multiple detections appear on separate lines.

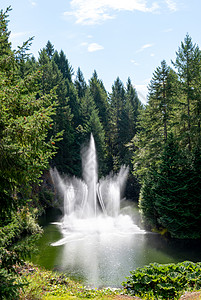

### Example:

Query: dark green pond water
xmin=31 ymin=204 xmax=201 ymax=288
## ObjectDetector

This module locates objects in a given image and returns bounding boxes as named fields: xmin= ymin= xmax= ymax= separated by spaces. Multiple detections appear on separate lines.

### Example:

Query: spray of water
xmin=50 ymin=134 xmax=145 ymax=246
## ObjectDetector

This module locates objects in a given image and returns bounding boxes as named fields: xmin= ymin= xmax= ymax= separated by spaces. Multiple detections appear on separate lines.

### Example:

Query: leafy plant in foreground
xmin=0 ymin=208 xmax=42 ymax=299
xmin=122 ymin=261 xmax=201 ymax=299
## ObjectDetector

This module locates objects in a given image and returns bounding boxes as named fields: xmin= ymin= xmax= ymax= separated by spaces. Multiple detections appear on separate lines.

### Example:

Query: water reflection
xmin=56 ymin=230 xmax=147 ymax=287
xmin=32 ymin=207 xmax=201 ymax=288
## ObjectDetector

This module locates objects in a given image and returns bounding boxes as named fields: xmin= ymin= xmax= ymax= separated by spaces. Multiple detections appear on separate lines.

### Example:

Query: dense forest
xmin=0 ymin=6 xmax=201 ymax=299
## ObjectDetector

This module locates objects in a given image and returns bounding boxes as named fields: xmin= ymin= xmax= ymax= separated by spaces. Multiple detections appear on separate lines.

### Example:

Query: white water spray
xmin=50 ymin=134 xmax=145 ymax=247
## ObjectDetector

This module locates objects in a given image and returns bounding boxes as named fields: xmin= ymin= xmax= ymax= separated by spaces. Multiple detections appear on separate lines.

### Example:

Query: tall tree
xmin=140 ymin=133 xmax=201 ymax=238
xmin=132 ymin=61 xmax=177 ymax=179
xmin=74 ymin=67 xmax=87 ymax=99
xmin=89 ymin=70 xmax=109 ymax=130
xmin=53 ymin=49 xmax=73 ymax=82
xmin=45 ymin=40 xmax=54 ymax=59
xmin=79 ymin=89 xmax=107 ymax=176
xmin=172 ymin=34 xmax=201 ymax=150
xmin=108 ymin=77 xmax=126 ymax=171
xmin=38 ymin=47 xmax=76 ymax=174
xmin=0 ymin=8 xmax=59 ymax=222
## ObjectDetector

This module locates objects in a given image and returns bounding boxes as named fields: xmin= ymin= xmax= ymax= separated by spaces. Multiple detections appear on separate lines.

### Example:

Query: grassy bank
xmin=17 ymin=262 xmax=201 ymax=300
xmin=18 ymin=263 xmax=124 ymax=300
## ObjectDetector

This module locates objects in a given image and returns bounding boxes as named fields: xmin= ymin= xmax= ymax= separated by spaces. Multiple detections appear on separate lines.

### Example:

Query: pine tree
xmin=132 ymin=61 xmax=178 ymax=179
xmin=89 ymin=70 xmax=109 ymax=130
xmin=38 ymin=46 xmax=76 ymax=174
xmin=45 ymin=40 xmax=54 ymax=59
xmin=53 ymin=49 xmax=73 ymax=82
xmin=0 ymin=9 xmax=59 ymax=221
xmin=172 ymin=34 xmax=201 ymax=151
xmin=108 ymin=77 xmax=126 ymax=171
xmin=142 ymin=133 xmax=201 ymax=238
xmin=74 ymin=67 xmax=87 ymax=98
xmin=139 ymin=168 xmax=159 ymax=228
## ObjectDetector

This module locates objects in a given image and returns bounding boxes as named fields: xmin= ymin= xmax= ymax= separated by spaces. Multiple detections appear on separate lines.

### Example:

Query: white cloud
xmin=88 ymin=43 xmax=104 ymax=52
xmin=163 ymin=28 xmax=173 ymax=32
xmin=64 ymin=0 xmax=159 ymax=25
xmin=165 ymin=0 xmax=177 ymax=12
xmin=29 ymin=0 xmax=37 ymax=6
xmin=142 ymin=43 xmax=153 ymax=49
xmin=131 ymin=59 xmax=139 ymax=65
xmin=136 ymin=43 xmax=154 ymax=53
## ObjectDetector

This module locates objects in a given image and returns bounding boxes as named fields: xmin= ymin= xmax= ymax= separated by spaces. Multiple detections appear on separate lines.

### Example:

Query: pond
xmin=31 ymin=204 xmax=201 ymax=288
xmin=32 ymin=135 xmax=201 ymax=288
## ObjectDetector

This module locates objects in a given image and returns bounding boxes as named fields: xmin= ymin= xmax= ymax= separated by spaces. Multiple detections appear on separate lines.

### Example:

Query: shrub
xmin=0 ymin=208 xmax=42 ymax=299
xmin=122 ymin=261 xmax=201 ymax=299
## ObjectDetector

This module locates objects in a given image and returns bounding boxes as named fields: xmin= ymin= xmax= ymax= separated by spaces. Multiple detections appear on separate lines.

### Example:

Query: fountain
xmin=50 ymin=134 xmax=145 ymax=247
xmin=32 ymin=136 xmax=201 ymax=287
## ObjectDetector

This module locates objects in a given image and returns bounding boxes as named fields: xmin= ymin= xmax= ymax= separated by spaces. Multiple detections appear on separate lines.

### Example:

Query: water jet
xmin=50 ymin=134 xmax=145 ymax=242
xmin=49 ymin=134 xmax=146 ymax=287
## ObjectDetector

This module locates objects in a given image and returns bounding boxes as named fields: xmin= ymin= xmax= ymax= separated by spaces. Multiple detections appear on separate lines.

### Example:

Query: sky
xmin=1 ymin=0 xmax=201 ymax=104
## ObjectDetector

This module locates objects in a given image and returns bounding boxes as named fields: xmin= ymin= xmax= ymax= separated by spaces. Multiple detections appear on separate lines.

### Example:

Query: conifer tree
xmin=38 ymin=46 xmax=76 ymax=174
xmin=74 ymin=67 xmax=87 ymax=98
xmin=89 ymin=70 xmax=109 ymax=130
xmin=0 ymin=8 xmax=59 ymax=222
xmin=45 ymin=40 xmax=54 ymax=59
xmin=108 ymin=77 xmax=126 ymax=171
xmin=140 ymin=133 xmax=201 ymax=238
xmin=132 ymin=61 xmax=177 ymax=179
xmin=53 ymin=49 xmax=73 ymax=82
xmin=172 ymin=34 xmax=201 ymax=150
xmin=79 ymin=89 xmax=107 ymax=176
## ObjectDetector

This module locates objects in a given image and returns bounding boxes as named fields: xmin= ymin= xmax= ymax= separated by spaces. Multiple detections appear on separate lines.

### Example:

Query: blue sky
xmin=1 ymin=0 xmax=201 ymax=103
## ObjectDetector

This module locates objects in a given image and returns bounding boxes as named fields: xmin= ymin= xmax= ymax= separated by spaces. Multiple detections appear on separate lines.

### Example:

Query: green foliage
xmin=132 ymin=35 xmax=201 ymax=238
xmin=19 ymin=263 xmax=118 ymax=299
xmin=108 ymin=76 xmax=141 ymax=187
xmin=132 ymin=61 xmax=178 ymax=180
xmin=139 ymin=168 xmax=159 ymax=228
xmin=0 ymin=8 xmax=62 ymax=298
xmin=172 ymin=34 xmax=201 ymax=151
xmin=0 ymin=208 xmax=42 ymax=299
xmin=123 ymin=261 xmax=201 ymax=299
xmin=139 ymin=133 xmax=201 ymax=238
xmin=0 ymin=66 xmax=59 ymax=221
xmin=74 ymin=67 xmax=87 ymax=99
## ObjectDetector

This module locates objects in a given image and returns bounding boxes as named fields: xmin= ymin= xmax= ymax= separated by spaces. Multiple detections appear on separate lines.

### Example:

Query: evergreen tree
xmin=120 ymin=78 xmax=141 ymax=161
xmin=89 ymin=70 xmax=109 ymax=130
xmin=132 ymin=61 xmax=178 ymax=179
xmin=139 ymin=168 xmax=159 ymax=227
xmin=0 ymin=7 xmax=11 ymax=57
xmin=172 ymin=34 xmax=201 ymax=150
xmin=122 ymin=78 xmax=142 ymax=199
xmin=38 ymin=46 xmax=76 ymax=174
xmin=53 ymin=49 xmax=73 ymax=82
xmin=45 ymin=40 xmax=54 ymax=59
xmin=140 ymin=134 xmax=201 ymax=238
xmin=0 ymin=8 xmax=59 ymax=222
xmin=74 ymin=67 xmax=87 ymax=98
xmin=108 ymin=77 xmax=126 ymax=171
xmin=79 ymin=89 xmax=107 ymax=176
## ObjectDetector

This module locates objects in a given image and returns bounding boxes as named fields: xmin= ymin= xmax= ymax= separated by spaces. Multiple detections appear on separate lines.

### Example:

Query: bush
xmin=0 ymin=208 xmax=42 ymax=299
xmin=122 ymin=261 xmax=201 ymax=300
